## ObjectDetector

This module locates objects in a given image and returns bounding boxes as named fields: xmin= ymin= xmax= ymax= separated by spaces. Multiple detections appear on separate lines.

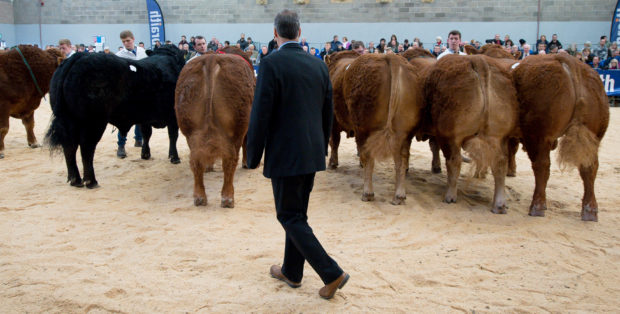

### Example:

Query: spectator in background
xmin=474 ymin=41 xmax=482 ymax=49
xmin=388 ymin=38 xmax=398 ymax=53
xmin=246 ymin=37 xmax=254 ymax=50
xmin=548 ymin=34 xmax=562 ymax=50
xmin=486 ymin=34 xmax=503 ymax=45
xmin=520 ymin=44 xmax=531 ymax=59
xmin=103 ymin=47 xmax=111 ymax=54
xmin=182 ymin=43 xmax=191 ymax=61
xmin=608 ymin=58 xmax=619 ymax=70
xmin=187 ymin=35 xmax=207 ymax=62
xmin=299 ymin=37 xmax=309 ymax=50
xmin=376 ymin=38 xmax=386 ymax=53
xmin=189 ymin=36 xmax=195 ymax=51
xmin=576 ymin=51 xmax=584 ymax=62
xmin=78 ymin=44 xmax=86 ymax=52
xmin=224 ymin=41 xmax=230 ymax=48
xmin=207 ymin=37 xmax=218 ymax=51
xmin=342 ymin=36 xmax=350 ymax=50
xmin=591 ymin=56 xmax=601 ymax=69
xmin=320 ymin=42 xmax=332 ymax=60
xmin=413 ymin=37 xmax=423 ymax=48
xmin=310 ymin=47 xmax=321 ymax=59
xmin=387 ymin=34 xmax=398 ymax=50
xmin=566 ymin=43 xmax=578 ymax=56
xmin=237 ymin=33 xmax=248 ymax=51
xmin=138 ymin=42 xmax=145 ymax=48
xmin=154 ymin=40 xmax=162 ymax=49
xmin=410 ymin=41 xmax=419 ymax=49
xmin=247 ymin=44 xmax=258 ymax=62
xmin=437 ymin=30 xmax=466 ymax=60
xmin=403 ymin=39 xmax=410 ymax=50
xmin=115 ymin=30 xmax=147 ymax=158
xmin=268 ymin=36 xmax=278 ymax=54
xmin=178 ymin=35 xmax=188 ymax=46
xmin=533 ymin=42 xmax=546 ymax=55
xmin=351 ymin=40 xmax=365 ymax=54
xmin=608 ymin=41 xmax=618 ymax=57
xmin=548 ymin=44 xmax=559 ymax=54
xmin=582 ymin=47 xmax=592 ymax=63
xmin=510 ymin=45 xmax=520 ymax=58
xmin=536 ymin=35 xmax=549 ymax=52
xmin=58 ymin=39 xmax=75 ymax=58
xmin=367 ymin=41 xmax=375 ymax=54
xmin=257 ymin=45 xmax=269 ymax=64
xmin=504 ymin=34 xmax=510 ymax=45
xmin=434 ymin=36 xmax=443 ymax=47
xmin=397 ymin=44 xmax=405 ymax=53
xmin=504 ymin=39 xmax=514 ymax=49
xmin=330 ymin=35 xmax=342 ymax=53
xmin=431 ymin=45 xmax=441 ymax=58
xmin=593 ymin=36 xmax=609 ymax=61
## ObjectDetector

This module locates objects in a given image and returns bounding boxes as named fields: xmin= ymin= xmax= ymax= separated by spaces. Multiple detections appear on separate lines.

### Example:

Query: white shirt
xmin=115 ymin=46 xmax=148 ymax=60
xmin=186 ymin=52 xmax=204 ymax=63
xmin=437 ymin=48 xmax=466 ymax=60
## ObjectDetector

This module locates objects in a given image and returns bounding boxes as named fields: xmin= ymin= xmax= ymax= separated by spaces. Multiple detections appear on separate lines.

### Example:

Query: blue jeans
xmin=117 ymin=124 xmax=143 ymax=147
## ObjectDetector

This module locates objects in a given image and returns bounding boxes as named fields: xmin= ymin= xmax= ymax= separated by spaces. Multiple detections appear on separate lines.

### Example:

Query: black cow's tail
xmin=45 ymin=53 xmax=85 ymax=153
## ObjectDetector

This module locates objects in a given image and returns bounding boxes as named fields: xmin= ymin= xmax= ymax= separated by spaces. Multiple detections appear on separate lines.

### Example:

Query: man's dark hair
xmin=601 ymin=35 xmax=607 ymax=40
xmin=549 ymin=44 xmax=558 ymax=50
xmin=448 ymin=30 xmax=461 ymax=40
xmin=351 ymin=41 xmax=364 ymax=50
xmin=195 ymin=35 xmax=205 ymax=41
xmin=274 ymin=9 xmax=300 ymax=40
xmin=519 ymin=38 xmax=526 ymax=45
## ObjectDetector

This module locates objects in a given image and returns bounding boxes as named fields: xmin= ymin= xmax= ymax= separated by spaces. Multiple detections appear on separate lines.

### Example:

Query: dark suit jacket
xmin=246 ymin=42 xmax=333 ymax=178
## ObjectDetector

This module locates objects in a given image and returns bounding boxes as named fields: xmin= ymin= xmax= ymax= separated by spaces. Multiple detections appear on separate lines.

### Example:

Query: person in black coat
xmin=245 ymin=9 xmax=349 ymax=300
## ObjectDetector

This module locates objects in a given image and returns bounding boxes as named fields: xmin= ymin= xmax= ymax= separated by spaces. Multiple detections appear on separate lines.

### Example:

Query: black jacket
xmin=246 ymin=43 xmax=333 ymax=178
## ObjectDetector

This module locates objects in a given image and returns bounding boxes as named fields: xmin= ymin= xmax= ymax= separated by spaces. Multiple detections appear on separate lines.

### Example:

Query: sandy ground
xmin=1 ymin=100 xmax=619 ymax=313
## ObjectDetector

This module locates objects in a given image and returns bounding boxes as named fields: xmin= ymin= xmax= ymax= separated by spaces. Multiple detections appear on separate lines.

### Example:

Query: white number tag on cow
xmin=129 ymin=65 xmax=137 ymax=72
xmin=511 ymin=62 xmax=520 ymax=70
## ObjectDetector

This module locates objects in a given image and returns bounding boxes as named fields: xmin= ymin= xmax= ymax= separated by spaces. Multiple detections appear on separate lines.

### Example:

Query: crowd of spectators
xmin=7 ymin=31 xmax=619 ymax=71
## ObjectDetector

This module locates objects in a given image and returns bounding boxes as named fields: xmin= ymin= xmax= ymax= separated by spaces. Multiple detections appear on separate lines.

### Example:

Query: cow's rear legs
xmin=360 ymin=151 xmax=375 ymax=201
xmin=525 ymin=141 xmax=551 ymax=217
xmin=190 ymin=149 xmax=208 ymax=206
xmin=328 ymin=123 xmax=342 ymax=169
xmin=489 ymin=138 xmax=509 ymax=214
xmin=391 ymin=136 xmax=411 ymax=205
xmin=221 ymin=152 xmax=239 ymax=208
xmin=429 ymin=137 xmax=441 ymax=173
xmin=80 ymin=141 xmax=99 ymax=189
xmin=579 ymin=158 xmax=599 ymax=222
xmin=63 ymin=142 xmax=82 ymax=187
xmin=167 ymin=124 xmax=180 ymax=164
xmin=440 ymin=139 xmax=462 ymax=203
xmin=141 ymin=125 xmax=152 ymax=160
xmin=0 ymin=110 xmax=8 ymax=159
xmin=507 ymin=137 xmax=519 ymax=177
xmin=22 ymin=113 xmax=40 ymax=148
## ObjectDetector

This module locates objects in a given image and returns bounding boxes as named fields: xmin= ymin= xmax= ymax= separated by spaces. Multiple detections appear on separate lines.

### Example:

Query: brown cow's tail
xmin=557 ymin=97 xmax=601 ymax=170
xmin=462 ymin=56 xmax=494 ymax=173
xmin=364 ymin=56 xmax=402 ymax=161
xmin=175 ymin=57 xmax=217 ymax=133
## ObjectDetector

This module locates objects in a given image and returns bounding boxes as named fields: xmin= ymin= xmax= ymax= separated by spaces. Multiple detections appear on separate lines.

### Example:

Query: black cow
xmin=45 ymin=45 xmax=186 ymax=188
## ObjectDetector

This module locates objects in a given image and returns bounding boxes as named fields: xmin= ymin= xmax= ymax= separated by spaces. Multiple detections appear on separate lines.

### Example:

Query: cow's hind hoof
xmin=431 ymin=166 xmax=441 ymax=174
xmin=194 ymin=197 xmax=207 ymax=206
xmin=69 ymin=178 xmax=84 ymax=187
xmin=0 ymin=152 xmax=4 ymax=159
xmin=242 ymin=164 xmax=248 ymax=169
xmin=29 ymin=143 xmax=41 ymax=148
xmin=170 ymin=156 xmax=181 ymax=164
xmin=444 ymin=195 xmax=457 ymax=204
xmin=581 ymin=205 xmax=598 ymax=222
xmin=506 ymin=170 xmax=516 ymax=177
xmin=391 ymin=195 xmax=405 ymax=205
xmin=491 ymin=205 xmax=507 ymax=214
xmin=141 ymin=153 xmax=151 ymax=160
xmin=328 ymin=163 xmax=338 ymax=170
xmin=221 ymin=198 xmax=234 ymax=208
xmin=528 ymin=204 xmax=546 ymax=217
xmin=84 ymin=180 xmax=99 ymax=189
xmin=362 ymin=192 xmax=374 ymax=202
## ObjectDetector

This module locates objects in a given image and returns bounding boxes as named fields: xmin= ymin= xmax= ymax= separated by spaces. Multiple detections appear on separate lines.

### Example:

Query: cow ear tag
xmin=129 ymin=65 xmax=137 ymax=72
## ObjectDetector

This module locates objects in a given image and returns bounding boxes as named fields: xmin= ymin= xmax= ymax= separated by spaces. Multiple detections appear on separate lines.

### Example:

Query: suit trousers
xmin=271 ymin=173 xmax=343 ymax=285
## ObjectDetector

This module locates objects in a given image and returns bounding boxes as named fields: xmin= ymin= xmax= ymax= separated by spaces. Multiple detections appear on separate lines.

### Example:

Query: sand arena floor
xmin=1 ymin=101 xmax=619 ymax=313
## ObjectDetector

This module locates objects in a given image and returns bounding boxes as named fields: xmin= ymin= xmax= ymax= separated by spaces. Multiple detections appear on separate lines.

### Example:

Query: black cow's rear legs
xmin=80 ymin=140 xmax=99 ymax=189
xmin=141 ymin=125 xmax=152 ymax=160
xmin=63 ymin=142 xmax=83 ymax=187
xmin=167 ymin=124 xmax=180 ymax=164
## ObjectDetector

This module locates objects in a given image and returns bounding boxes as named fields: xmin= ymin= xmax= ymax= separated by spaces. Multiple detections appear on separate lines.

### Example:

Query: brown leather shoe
xmin=270 ymin=265 xmax=301 ymax=288
xmin=319 ymin=272 xmax=349 ymax=299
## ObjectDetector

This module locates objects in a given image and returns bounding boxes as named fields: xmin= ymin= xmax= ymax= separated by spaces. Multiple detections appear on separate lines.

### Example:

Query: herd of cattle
xmin=0 ymin=44 xmax=609 ymax=221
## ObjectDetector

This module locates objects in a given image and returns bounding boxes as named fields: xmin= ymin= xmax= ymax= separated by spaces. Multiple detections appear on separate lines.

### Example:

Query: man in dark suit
xmin=245 ymin=9 xmax=349 ymax=300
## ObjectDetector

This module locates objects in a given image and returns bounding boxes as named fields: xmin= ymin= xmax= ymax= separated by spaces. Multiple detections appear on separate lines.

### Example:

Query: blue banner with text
xmin=145 ymin=0 xmax=165 ymax=49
